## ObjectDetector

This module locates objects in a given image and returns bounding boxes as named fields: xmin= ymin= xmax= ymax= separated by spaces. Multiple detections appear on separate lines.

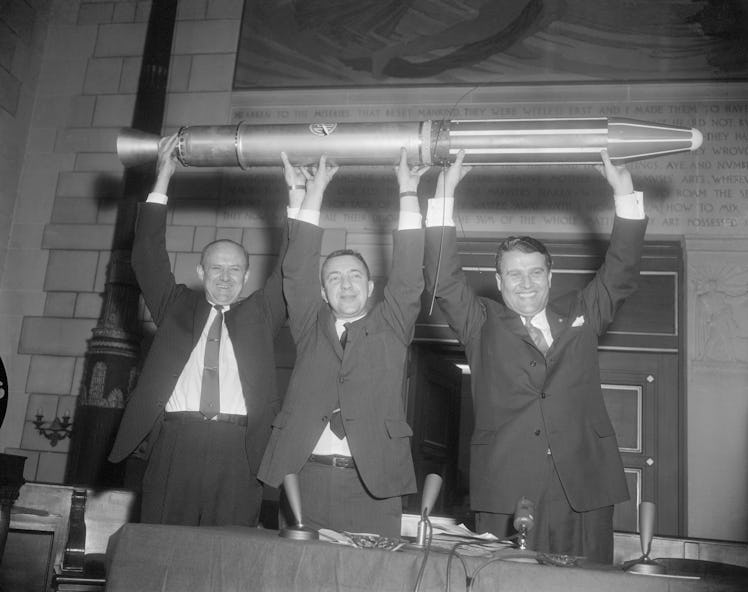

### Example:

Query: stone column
xmin=65 ymin=0 xmax=178 ymax=488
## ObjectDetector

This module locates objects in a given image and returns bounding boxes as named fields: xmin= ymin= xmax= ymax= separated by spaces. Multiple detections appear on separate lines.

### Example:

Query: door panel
xmin=600 ymin=350 xmax=681 ymax=535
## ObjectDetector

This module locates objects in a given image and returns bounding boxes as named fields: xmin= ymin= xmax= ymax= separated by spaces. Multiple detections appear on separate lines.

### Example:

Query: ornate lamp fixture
xmin=33 ymin=410 xmax=73 ymax=447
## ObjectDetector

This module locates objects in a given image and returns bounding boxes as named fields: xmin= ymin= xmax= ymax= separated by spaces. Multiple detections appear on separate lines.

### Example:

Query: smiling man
xmin=424 ymin=150 xmax=647 ymax=563
xmin=109 ymin=134 xmax=290 ymax=527
xmin=258 ymin=149 xmax=428 ymax=537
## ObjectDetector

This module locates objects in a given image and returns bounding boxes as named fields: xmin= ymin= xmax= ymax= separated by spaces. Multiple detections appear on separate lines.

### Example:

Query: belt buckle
xmin=331 ymin=456 xmax=345 ymax=468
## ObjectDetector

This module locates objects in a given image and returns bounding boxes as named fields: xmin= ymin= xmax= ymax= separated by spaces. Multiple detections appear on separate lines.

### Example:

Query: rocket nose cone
xmin=690 ymin=128 xmax=703 ymax=150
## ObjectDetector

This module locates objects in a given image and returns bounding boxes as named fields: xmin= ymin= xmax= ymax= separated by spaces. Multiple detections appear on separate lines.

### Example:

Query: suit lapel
xmin=498 ymin=307 xmax=534 ymax=346
xmin=546 ymin=303 xmax=569 ymax=343
xmin=322 ymin=308 xmax=345 ymax=358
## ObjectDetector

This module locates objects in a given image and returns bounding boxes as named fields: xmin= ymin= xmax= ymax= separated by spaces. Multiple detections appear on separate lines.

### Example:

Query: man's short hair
xmin=321 ymin=249 xmax=371 ymax=282
xmin=494 ymin=236 xmax=552 ymax=274
xmin=200 ymin=239 xmax=250 ymax=269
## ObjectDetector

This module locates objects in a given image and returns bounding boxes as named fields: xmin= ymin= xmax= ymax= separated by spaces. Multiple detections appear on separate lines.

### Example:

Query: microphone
xmin=513 ymin=497 xmax=534 ymax=550
xmin=278 ymin=474 xmax=318 ymax=540
xmin=415 ymin=473 xmax=442 ymax=547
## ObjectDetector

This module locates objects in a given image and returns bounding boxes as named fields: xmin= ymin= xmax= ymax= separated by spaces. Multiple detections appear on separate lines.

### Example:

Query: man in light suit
xmin=424 ymin=150 xmax=647 ymax=563
xmin=109 ymin=135 xmax=290 ymax=527
xmin=258 ymin=149 xmax=428 ymax=537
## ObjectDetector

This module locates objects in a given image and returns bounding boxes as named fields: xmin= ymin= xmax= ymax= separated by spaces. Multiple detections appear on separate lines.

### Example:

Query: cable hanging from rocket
xmin=117 ymin=117 xmax=703 ymax=169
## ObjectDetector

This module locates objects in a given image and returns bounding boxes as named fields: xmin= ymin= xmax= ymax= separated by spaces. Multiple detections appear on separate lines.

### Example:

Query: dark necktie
xmin=200 ymin=305 xmax=223 ymax=419
xmin=330 ymin=323 xmax=350 ymax=439
xmin=524 ymin=316 xmax=549 ymax=355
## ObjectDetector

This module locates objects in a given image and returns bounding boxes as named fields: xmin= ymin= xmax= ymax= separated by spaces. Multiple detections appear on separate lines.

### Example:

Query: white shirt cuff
xmin=147 ymin=191 xmax=168 ymax=205
xmin=398 ymin=210 xmax=423 ymax=231
xmin=287 ymin=206 xmax=320 ymax=226
xmin=425 ymin=197 xmax=455 ymax=227
xmin=614 ymin=191 xmax=645 ymax=220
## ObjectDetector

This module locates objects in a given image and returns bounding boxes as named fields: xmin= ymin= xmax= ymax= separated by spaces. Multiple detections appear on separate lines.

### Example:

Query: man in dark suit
xmin=424 ymin=150 xmax=647 ymax=563
xmin=258 ymin=149 xmax=428 ymax=537
xmin=108 ymin=134 xmax=290 ymax=527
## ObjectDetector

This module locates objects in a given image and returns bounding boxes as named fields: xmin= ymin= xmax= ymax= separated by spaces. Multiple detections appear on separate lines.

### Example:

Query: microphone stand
xmin=624 ymin=501 xmax=664 ymax=574
xmin=412 ymin=474 xmax=442 ymax=548
xmin=278 ymin=474 xmax=318 ymax=541
xmin=412 ymin=474 xmax=442 ymax=592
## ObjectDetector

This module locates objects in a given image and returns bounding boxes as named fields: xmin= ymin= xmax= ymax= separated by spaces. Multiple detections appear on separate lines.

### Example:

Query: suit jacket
xmin=258 ymin=220 xmax=422 ymax=498
xmin=424 ymin=216 xmax=648 ymax=513
xmin=108 ymin=202 xmax=288 ymax=474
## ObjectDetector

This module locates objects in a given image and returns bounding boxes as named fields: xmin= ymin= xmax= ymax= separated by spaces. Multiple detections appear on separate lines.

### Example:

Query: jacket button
xmin=540 ymin=392 xmax=547 ymax=399
xmin=338 ymin=376 xmax=345 ymax=383
xmin=530 ymin=360 xmax=537 ymax=367
xmin=534 ymin=429 xmax=541 ymax=436
xmin=322 ymin=416 xmax=329 ymax=423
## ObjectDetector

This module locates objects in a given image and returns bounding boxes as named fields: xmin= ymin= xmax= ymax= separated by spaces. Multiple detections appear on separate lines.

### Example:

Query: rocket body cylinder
xmin=117 ymin=117 xmax=702 ymax=168
xmin=177 ymin=121 xmax=429 ymax=168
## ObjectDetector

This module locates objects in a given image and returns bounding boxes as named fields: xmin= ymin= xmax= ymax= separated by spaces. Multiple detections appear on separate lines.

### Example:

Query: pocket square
xmin=571 ymin=315 xmax=585 ymax=327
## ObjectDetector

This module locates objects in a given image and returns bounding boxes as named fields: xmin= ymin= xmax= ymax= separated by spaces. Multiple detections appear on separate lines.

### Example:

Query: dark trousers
xmin=141 ymin=416 xmax=262 ymax=526
xmin=281 ymin=459 xmax=402 ymax=537
xmin=475 ymin=456 xmax=615 ymax=563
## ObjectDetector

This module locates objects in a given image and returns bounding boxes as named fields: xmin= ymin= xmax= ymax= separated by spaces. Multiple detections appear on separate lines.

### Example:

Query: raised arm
xmin=375 ymin=148 xmax=430 ymax=341
xmin=423 ymin=151 xmax=486 ymax=344
xmin=595 ymin=148 xmax=645 ymax=220
xmin=131 ymin=133 xmax=183 ymax=325
xmin=151 ymin=133 xmax=179 ymax=196
xmin=583 ymin=150 xmax=647 ymax=333
xmin=395 ymin=146 xmax=429 ymax=219
xmin=280 ymin=154 xmax=338 ymax=342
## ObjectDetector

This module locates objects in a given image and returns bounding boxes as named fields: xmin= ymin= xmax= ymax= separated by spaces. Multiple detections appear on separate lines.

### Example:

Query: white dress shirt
xmin=147 ymin=191 xmax=247 ymax=416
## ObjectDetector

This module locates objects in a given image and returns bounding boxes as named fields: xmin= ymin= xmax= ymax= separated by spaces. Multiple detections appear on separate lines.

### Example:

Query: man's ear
xmin=196 ymin=264 xmax=205 ymax=282
xmin=548 ymin=270 xmax=552 ymax=288
xmin=367 ymin=280 xmax=374 ymax=298
xmin=320 ymin=285 xmax=328 ymax=303
xmin=495 ymin=272 xmax=502 ymax=294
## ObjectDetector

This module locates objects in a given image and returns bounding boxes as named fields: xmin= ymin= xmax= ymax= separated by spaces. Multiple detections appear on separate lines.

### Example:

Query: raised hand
xmin=434 ymin=149 xmax=471 ymax=199
xmin=280 ymin=152 xmax=339 ymax=213
xmin=153 ymin=133 xmax=179 ymax=194
xmin=281 ymin=151 xmax=308 ymax=209
xmin=595 ymin=149 xmax=634 ymax=196
xmin=304 ymin=154 xmax=339 ymax=201
xmin=395 ymin=147 xmax=430 ymax=193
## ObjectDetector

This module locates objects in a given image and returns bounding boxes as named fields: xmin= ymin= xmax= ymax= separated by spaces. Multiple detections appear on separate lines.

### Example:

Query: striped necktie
xmin=330 ymin=323 xmax=350 ymax=439
xmin=524 ymin=316 xmax=549 ymax=355
xmin=200 ymin=305 xmax=223 ymax=419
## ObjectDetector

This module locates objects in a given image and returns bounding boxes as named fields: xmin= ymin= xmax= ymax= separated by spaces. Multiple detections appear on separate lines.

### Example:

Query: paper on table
xmin=431 ymin=521 xmax=503 ymax=541
xmin=317 ymin=529 xmax=405 ymax=551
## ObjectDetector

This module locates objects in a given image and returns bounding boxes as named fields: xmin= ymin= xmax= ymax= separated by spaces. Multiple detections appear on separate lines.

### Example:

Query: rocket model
xmin=117 ymin=117 xmax=702 ymax=168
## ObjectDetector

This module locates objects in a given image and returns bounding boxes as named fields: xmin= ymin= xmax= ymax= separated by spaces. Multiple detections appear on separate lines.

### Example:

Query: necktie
xmin=200 ymin=305 xmax=223 ymax=419
xmin=524 ymin=316 xmax=549 ymax=355
xmin=330 ymin=323 xmax=350 ymax=439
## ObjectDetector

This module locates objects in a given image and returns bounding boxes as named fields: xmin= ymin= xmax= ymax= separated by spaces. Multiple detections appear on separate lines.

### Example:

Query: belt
xmin=308 ymin=453 xmax=356 ymax=469
xmin=164 ymin=411 xmax=248 ymax=427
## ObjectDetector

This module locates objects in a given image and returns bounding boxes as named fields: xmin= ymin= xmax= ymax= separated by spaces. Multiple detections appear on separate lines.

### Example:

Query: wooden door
xmin=600 ymin=350 xmax=681 ymax=535
xmin=403 ymin=345 xmax=462 ymax=516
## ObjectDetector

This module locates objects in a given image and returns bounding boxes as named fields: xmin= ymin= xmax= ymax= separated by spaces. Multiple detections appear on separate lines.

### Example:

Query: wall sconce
xmin=33 ymin=410 xmax=73 ymax=447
